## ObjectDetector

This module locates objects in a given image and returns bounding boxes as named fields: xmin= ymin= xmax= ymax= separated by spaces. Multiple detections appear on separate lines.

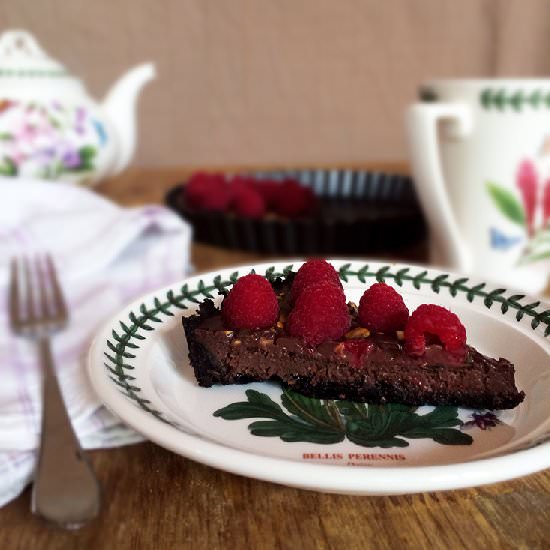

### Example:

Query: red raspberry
xmin=233 ymin=187 xmax=266 ymax=218
xmin=272 ymin=179 xmax=315 ymax=217
xmin=291 ymin=259 xmax=343 ymax=302
xmin=201 ymin=181 xmax=232 ymax=212
xmin=404 ymin=304 xmax=466 ymax=357
xmin=358 ymin=282 xmax=409 ymax=332
xmin=255 ymin=180 xmax=281 ymax=208
xmin=287 ymin=281 xmax=350 ymax=346
xmin=230 ymin=175 xmax=257 ymax=195
xmin=185 ymin=172 xmax=231 ymax=212
xmin=184 ymin=172 xmax=211 ymax=209
xmin=222 ymin=274 xmax=279 ymax=330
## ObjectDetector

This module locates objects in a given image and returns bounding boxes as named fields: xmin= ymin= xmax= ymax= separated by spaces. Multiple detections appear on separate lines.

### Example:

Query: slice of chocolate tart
xmin=182 ymin=274 xmax=524 ymax=410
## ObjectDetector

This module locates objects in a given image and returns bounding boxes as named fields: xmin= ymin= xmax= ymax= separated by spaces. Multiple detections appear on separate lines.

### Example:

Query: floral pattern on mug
xmin=486 ymin=156 xmax=550 ymax=264
xmin=0 ymin=100 xmax=107 ymax=180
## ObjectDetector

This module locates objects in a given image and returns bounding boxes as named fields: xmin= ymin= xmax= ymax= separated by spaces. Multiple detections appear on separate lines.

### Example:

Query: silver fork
xmin=9 ymin=255 xmax=100 ymax=529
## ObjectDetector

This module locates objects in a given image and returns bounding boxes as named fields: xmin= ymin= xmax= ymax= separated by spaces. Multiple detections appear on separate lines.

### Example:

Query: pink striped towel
xmin=0 ymin=177 xmax=192 ymax=507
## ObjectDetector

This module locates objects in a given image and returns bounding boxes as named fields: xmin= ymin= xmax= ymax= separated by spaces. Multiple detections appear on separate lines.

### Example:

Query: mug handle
xmin=406 ymin=103 xmax=473 ymax=271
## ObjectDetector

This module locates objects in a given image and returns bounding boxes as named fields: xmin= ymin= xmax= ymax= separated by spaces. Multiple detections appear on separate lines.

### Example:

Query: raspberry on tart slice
xmin=404 ymin=304 xmax=466 ymax=357
xmin=358 ymin=282 xmax=409 ymax=333
xmin=221 ymin=274 xmax=279 ymax=330
xmin=291 ymin=259 xmax=343 ymax=303
xmin=287 ymin=280 xmax=350 ymax=346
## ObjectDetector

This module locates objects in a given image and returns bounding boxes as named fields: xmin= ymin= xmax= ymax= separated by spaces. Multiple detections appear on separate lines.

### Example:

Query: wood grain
xmin=0 ymin=167 xmax=548 ymax=550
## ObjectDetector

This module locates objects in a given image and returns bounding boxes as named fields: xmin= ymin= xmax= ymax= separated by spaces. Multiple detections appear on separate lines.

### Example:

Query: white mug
xmin=407 ymin=79 xmax=550 ymax=294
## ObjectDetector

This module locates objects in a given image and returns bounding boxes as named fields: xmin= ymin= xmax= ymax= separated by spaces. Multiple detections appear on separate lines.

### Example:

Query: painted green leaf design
xmin=78 ymin=145 xmax=96 ymax=171
xmin=214 ymin=389 xmax=344 ymax=444
xmin=480 ymin=88 xmax=492 ymax=108
xmin=214 ymin=389 xmax=473 ymax=448
xmin=510 ymin=91 xmax=522 ymax=111
xmin=248 ymin=421 xmax=344 ymax=444
xmin=346 ymin=424 xmax=410 ymax=448
xmin=335 ymin=400 xmax=370 ymax=419
xmin=479 ymin=88 xmax=550 ymax=111
xmin=486 ymin=182 xmax=525 ymax=226
xmin=280 ymin=390 xmax=342 ymax=429
xmin=343 ymin=403 xmax=468 ymax=447
xmin=339 ymin=263 xmax=352 ymax=282
xmin=79 ymin=145 xmax=96 ymax=160
xmin=357 ymin=265 xmax=369 ymax=283
xmin=494 ymin=90 xmax=505 ymax=110
xmin=62 ymin=145 xmax=97 ymax=173
xmin=213 ymin=388 xmax=285 ymax=420
xmin=431 ymin=429 xmax=474 ymax=445
xmin=414 ymin=405 xmax=463 ymax=428
xmin=529 ymin=90 xmax=542 ymax=107
xmin=519 ymin=250 xmax=550 ymax=265
xmin=0 ymin=157 xmax=17 ymax=176
xmin=519 ymin=227 xmax=550 ymax=265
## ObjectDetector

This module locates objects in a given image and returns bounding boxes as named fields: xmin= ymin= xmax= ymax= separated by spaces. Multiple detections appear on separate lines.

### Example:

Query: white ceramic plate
xmin=87 ymin=260 xmax=550 ymax=495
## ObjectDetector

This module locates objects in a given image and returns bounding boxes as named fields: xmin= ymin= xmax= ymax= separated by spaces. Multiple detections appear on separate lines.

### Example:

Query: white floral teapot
xmin=0 ymin=30 xmax=155 ymax=185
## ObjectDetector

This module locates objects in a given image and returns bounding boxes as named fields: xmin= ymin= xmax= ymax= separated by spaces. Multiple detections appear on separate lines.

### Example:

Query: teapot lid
xmin=0 ymin=30 xmax=71 ymax=78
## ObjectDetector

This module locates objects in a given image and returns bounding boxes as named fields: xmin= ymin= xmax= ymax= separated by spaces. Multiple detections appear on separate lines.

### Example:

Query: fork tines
xmin=9 ymin=255 xmax=68 ymax=335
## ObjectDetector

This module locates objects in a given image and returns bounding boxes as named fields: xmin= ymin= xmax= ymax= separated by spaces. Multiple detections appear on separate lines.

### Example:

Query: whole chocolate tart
xmin=166 ymin=169 xmax=426 ymax=255
xmin=183 ymin=277 xmax=525 ymax=410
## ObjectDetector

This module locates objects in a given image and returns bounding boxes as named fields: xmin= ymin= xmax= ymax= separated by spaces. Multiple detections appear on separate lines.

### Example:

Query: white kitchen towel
xmin=0 ymin=177 xmax=192 ymax=507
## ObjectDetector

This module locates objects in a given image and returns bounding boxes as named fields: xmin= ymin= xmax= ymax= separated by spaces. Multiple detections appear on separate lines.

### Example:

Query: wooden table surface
xmin=1 ymin=166 xmax=548 ymax=549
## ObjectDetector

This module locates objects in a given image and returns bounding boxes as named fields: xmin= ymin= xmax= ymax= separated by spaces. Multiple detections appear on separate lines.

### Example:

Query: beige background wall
xmin=2 ymin=0 xmax=550 ymax=168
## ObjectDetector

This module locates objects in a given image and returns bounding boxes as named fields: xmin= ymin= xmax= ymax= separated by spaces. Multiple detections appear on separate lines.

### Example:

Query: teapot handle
xmin=0 ymin=30 xmax=48 ymax=58
xmin=406 ymin=102 xmax=474 ymax=271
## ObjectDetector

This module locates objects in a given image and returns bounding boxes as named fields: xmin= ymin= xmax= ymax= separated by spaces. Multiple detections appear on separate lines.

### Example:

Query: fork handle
xmin=32 ymin=338 xmax=101 ymax=528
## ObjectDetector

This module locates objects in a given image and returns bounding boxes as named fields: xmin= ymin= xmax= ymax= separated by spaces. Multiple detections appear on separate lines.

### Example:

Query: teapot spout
xmin=102 ymin=63 xmax=155 ymax=174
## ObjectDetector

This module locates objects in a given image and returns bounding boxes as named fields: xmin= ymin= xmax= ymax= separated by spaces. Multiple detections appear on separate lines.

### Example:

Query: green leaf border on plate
xmin=103 ymin=264 xmax=550 ymax=426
